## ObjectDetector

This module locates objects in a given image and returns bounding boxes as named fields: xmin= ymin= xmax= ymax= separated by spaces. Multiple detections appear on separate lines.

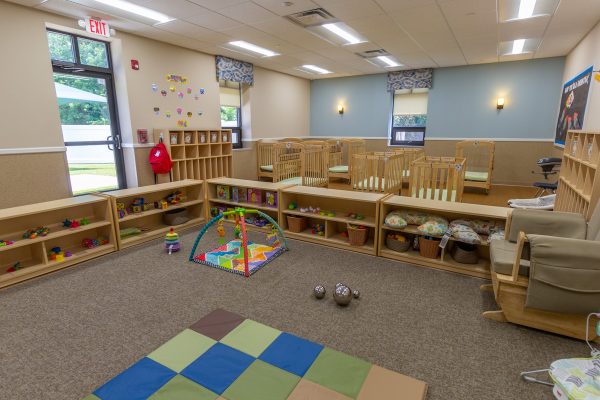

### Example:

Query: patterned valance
xmin=216 ymin=55 xmax=254 ymax=86
xmin=387 ymin=69 xmax=433 ymax=92
xmin=393 ymin=114 xmax=427 ymax=128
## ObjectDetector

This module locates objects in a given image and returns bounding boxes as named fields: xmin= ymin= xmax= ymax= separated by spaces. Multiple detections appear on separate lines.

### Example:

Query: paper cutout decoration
xmin=153 ymin=107 xmax=160 ymax=115
xmin=187 ymin=111 xmax=192 ymax=118
xmin=151 ymin=83 xmax=158 ymax=92
xmin=161 ymin=90 xmax=167 ymax=97
xmin=176 ymin=107 xmax=183 ymax=115
xmin=186 ymin=87 xmax=192 ymax=94
xmin=177 ymin=119 xmax=188 ymax=127
xmin=166 ymin=111 xmax=171 ymax=118
xmin=166 ymin=74 xmax=188 ymax=84
xmin=169 ymin=85 xmax=176 ymax=92
xmin=177 ymin=92 xmax=184 ymax=99
xmin=200 ymin=88 xmax=205 ymax=95
xmin=194 ymin=95 xmax=199 ymax=100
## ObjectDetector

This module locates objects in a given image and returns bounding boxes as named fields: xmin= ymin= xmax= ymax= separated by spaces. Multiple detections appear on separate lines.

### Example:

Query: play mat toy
xmin=84 ymin=309 xmax=427 ymax=400
xmin=189 ymin=207 xmax=288 ymax=277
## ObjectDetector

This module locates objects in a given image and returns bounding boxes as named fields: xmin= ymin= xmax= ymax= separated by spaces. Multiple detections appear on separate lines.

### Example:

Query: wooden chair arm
xmin=509 ymin=231 xmax=528 ymax=282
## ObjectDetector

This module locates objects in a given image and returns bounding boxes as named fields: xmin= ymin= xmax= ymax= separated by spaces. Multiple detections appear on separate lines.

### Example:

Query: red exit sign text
xmin=85 ymin=18 xmax=110 ymax=38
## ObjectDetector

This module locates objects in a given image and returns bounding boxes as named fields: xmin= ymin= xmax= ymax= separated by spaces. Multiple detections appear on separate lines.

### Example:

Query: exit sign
xmin=85 ymin=17 xmax=110 ymax=38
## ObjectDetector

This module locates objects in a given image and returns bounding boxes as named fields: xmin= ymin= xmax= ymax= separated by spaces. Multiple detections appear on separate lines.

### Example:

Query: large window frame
xmin=389 ymin=89 xmax=428 ymax=147
xmin=219 ymin=80 xmax=243 ymax=149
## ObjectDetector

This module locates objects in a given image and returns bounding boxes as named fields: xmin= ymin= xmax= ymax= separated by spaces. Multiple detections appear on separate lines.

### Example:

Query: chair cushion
xmin=329 ymin=165 xmax=348 ymax=173
xmin=508 ymin=209 xmax=587 ymax=242
xmin=465 ymin=171 xmax=488 ymax=182
xmin=489 ymin=239 xmax=530 ymax=276
xmin=260 ymin=165 xmax=273 ymax=172
xmin=550 ymin=358 xmax=600 ymax=400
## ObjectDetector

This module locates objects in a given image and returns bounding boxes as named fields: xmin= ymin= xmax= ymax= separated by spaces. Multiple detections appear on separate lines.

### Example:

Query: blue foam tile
xmin=180 ymin=343 xmax=254 ymax=395
xmin=94 ymin=357 xmax=176 ymax=400
xmin=258 ymin=332 xmax=324 ymax=376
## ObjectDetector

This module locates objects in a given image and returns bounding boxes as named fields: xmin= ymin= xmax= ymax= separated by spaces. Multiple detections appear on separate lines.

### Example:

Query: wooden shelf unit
xmin=154 ymin=129 xmax=233 ymax=182
xmin=0 ymin=195 xmax=116 ymax=289
xmin=279 ymin=186 xmax=387 ymax=255
xmin=378 ymin=196 xmax=511 ymax=279
xmin=104 ymin=180 xmax=205 ymax=249
xmin=555 ymin=131 xmax=600 ymax=218
xmin=206 ymin=178 xmax=293 ymax=232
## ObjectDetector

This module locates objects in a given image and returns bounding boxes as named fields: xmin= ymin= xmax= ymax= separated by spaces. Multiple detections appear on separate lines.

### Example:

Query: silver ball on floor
xmin=313 ymin=285 xmax=326 ymax=299
xmin=333 ymin=285 xmax=353 ymax=306
xmin=335 ymin=282 xmax=345 ymax=288
xmin=353 ymin=290 xmax=360 ymax=299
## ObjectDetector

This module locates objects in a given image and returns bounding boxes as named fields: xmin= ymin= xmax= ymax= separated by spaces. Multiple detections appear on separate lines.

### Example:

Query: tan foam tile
xmin=287 ymin=379 xmax=352 ymax=400
xmin=357 ymin=365 xmax=427 ymax=400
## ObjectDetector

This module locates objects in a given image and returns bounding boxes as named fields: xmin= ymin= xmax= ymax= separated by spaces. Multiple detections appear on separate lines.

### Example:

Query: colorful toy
xmin=311 ymin=223 xmax=325 ymax=236
xmin=247 ymin=189 xmax=262 ymax=205
xmin=82 ymin=236 xmax=109 ymax=249
xmin=132 ymin=197 xmax=145 ymax=213
xmin=216 ymin=185 xmax=230 ymax=200
xmin=265 ymin=191 xmax=277 ymax=207
xmin=23 ymin=226 xmax=49 ymax=239
xmin=166 ymin=191 xmax=186 ymax=205
xmin=210 ymin=207 xmax=220 ymax=217
xmin=160 ymin=200 xmax=168 ymax=210
xmin=288 ymin=202 xmax=297 ymax=210
xmin=233 ymin=218 xmax=242 ymax=239
xmin=80 ymin=217 xmax=90 ymax=225
xmin=7 ymin=261 xmax=21 ymax=273
xmin=347 ymin=213 xmax=365 ymax=220
xmin=165 ymin=228 xmax=180 ymax=254
xmin=0 ymin=240 xmax=14 ymax=247
xmin=216 ymin=219 xmax=226 ymax=245
xmin=190 ymin=207 xmax=288 ymax=277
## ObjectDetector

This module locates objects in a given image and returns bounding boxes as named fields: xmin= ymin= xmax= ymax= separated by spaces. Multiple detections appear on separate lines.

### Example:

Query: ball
xmin=353 ymin=290 xmax=360 ymax=299
xmin=313 ymin=285 xmax=326 ymax=299
xmin=333 ymin=285 xmax=352 ymax=306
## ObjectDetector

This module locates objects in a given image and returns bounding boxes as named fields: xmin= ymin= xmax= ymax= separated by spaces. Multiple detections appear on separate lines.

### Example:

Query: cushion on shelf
xmin=449 ymin=222 xmax=481 ymax=244
xmin=465 ymin=171 xmax=489 ymax=182
xmin=260 ymin=165 xmax=273 ymax=172
xmin=417 ymin=217 xmax=449 ymax=236
xmin=397 ymin=211 xmax=429 ymax=225
xmin=384 ymin=211 xmax=407 ymax=228
xmin=329 ymin=165 xmax=349 ymax=173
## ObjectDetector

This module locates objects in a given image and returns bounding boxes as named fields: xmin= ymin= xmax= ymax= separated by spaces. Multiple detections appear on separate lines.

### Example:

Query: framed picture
xmin=216 ymin=185 xmax=230 ymax=200
xmin=170 ymin=132 xmax=178 ymax=145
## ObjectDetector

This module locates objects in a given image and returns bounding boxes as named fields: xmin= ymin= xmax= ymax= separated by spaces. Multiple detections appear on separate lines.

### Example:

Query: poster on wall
xmin=555 ymin=66 xmax=593 ymax=146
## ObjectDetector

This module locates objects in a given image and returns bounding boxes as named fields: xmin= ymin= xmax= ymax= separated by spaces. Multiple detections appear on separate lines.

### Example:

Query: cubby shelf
xmin=103 ymin=180 xmax=205 ymax=249
xmin=0 ymin=195 xmax=116 ymax=289
xmin=377 ymin=196 xmax=511 ymax=279
xmin=555 ymin=131 xmax=600 ymax=219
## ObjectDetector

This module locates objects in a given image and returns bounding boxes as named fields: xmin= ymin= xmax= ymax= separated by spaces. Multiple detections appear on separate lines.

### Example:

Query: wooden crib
xmin=390 ymin=148 xmax=425 ymax=181
xmin=256 ymin=139 xmax=278 ymax=181
xmin=408 ymin=156 xmax=466 ymax=202
xmin=455 ymin=140 xmax=495 ymax=193
xmin=328 ymin=139 xmax=367 ymax=183
xmin=272 ymin=142 xmax=328 ymax=187
xmin=351 ymin=152 xmax=404 ymax=194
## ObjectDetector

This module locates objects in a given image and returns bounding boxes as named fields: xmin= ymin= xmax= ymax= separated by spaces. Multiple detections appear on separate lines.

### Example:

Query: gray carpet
xmin=0 ymin=227 xmax=587 ymax=400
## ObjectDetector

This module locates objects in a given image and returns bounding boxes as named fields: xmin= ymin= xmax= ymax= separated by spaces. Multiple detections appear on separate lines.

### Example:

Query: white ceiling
xmin=8 ymin=0 xmax=600 ymax=79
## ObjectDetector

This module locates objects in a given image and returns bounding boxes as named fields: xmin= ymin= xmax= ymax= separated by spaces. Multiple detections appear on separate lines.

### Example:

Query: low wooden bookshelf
xmin=0 ymin=195 xmax=117 ymax=289
xmin=103 ymin=180 xmax=205 ymax=249
xmin=154 ymin=129 xmax=233 ymax=183
xmin=378 ymin=196 xmax=511 ymax=279
xmin=279 ymin=186 xmax=387 ymax=255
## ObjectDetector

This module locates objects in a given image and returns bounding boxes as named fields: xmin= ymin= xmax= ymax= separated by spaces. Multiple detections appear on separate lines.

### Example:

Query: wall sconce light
xmin=337 ymin=104 xmax=344 ymax=114
xmin=496 ymin=97 xmax=505 ymax=110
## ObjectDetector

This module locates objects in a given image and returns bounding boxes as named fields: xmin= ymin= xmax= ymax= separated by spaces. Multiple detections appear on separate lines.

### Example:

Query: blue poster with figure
xmin=555 ymin=66 xmax=593 ymax=146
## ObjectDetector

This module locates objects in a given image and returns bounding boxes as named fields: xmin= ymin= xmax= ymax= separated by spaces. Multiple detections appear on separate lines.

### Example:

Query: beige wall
xmin=563 ymin=21 xmax=600 ymax=131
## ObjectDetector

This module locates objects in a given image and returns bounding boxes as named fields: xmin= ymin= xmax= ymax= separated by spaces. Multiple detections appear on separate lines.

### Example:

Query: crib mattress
xmin=354 ymin=177 xmax=386 ymax=192
xmin=260 ymin=164 xmax=273 ymax=172
xmin=465 ymin=171 xmax=488 ymax=182
xmin=279 ymin=177 xmax=302 ymax=185
xmin=329 ymin=165 xmax=348 ymax=173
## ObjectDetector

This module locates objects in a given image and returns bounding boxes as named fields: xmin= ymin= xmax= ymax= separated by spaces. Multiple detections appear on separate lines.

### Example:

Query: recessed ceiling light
xmin=88 ymin=0 xmax=175 ymax=24
xmin=512 ymin=39 xmax=525 ymax=54
xmin=321 ymin=22 xmax=366 ymax=45
xmin=517 ymin=0 xmax=536 ymax=19
xmin=228 ymin=41 xmax=279 ymax=57
xmin=299 ymin=64 xmax=332 ymax=74
xmin=377 ymin=56 xmax=401 ymax=68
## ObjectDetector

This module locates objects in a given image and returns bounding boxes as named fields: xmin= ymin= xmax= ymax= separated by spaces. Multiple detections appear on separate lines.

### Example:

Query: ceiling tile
xmin=142 ymin=0 xmax=208 ymax=19
xmin=427 ymin=47 xmax=466 ymax=66
xmin=312 ymin=0 xmax=383 ymax=20
xmin=187 ymin=0 xmax=247 ymax=11
xmin=390 ymin=4 xmax=451 ymax=35
xmin=499 ymin=53 xmax=534 ymax=62
xmin=184 ymin=11 xmax=244 ymax=31
xmin=373 ymin=0 xmax=436 ymax=13
xmin=498 ymin=16 xmax=550 ymax=42
xmin=251 ymin=0 xmax=319 ymax=16
xmin=218 ymin=1 xmax=279 ymax=24
xmin=154 ymin=20 xmax=217 ymax=40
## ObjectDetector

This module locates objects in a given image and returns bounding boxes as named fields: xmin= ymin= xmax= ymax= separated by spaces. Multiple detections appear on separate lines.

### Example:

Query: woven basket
xmin=386 ymin=235 xmax=411 ymax=252
xmin=418 ymin=236 xmax=441 ymax=259
xmin=287 ymin=215 xmax=306 ymax=233
xmin=347 ymin=225 xmax=368 ymax=246
xmin=451 ymin=243 xmax=479 ymax=264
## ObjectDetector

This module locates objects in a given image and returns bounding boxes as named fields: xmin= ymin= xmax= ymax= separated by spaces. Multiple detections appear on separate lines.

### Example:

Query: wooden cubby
xmin=206 ymin=178 xmax=293 ymax=233
xmin=555 ymin=131 xmax=600 ymax=218
xmin=103 ymin=180 xmax=205 ymax=249
xmin=154 ymin=129 xmax=233 ymax=183
xmin=279 ymin=186 xmax=386 ymax=255
xmin=0 ymin=195 xmax=116 ymax=289
xmin=378 ymin=196 xmax=510 ymax=279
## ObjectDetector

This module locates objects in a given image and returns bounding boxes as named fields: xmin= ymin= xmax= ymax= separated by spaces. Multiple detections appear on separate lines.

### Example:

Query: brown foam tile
xmin=189 ymin=309 xmax=246 ymax=341
xmin=287 ymin=379 xmax=352 ymax=400
xmin=357 ymin=365 xmax=427 ymax=400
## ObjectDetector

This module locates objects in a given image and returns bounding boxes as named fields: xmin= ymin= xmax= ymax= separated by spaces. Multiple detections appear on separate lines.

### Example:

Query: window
xmin=219 ymin=80 xmax=242 ymax=148
xmin=390 ymin=89 xmax=428 ymax=147
xmin=47 ymin=29 xmax=110 ymax=71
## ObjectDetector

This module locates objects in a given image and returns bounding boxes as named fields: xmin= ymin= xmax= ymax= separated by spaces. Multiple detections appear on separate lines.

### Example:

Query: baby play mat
xmin=192 ymin=239 xmax=283 ymax=276
xmin=84 ymin=309 xmax=427 ymax=400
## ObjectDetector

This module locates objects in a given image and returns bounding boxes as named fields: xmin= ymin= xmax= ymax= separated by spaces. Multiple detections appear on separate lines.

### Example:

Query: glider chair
xmin=483 ymin=205 xmax=600 ymax=341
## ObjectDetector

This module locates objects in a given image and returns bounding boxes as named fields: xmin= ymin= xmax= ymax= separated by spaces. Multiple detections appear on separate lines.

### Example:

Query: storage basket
xmin=163 ymin=208 xmax=190 ymax=225
xmin=451 ymin=242 xmax=479 ymax=264
xmin=347 ymin=224 xmax=368 ymax=246
xmin=287 ymin=215 xmax=306 ymax=233
xmin=418 ymin=236 xmax=441 ymax=258
xmin=386 ymin=234 xmax=411 ymax=252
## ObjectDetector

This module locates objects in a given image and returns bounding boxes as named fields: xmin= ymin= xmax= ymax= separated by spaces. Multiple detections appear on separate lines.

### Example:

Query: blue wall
xmin=310 ymin=57 xmax=565 ymax=139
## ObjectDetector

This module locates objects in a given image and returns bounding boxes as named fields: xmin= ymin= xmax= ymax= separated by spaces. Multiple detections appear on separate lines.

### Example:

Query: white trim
xmin=425 ymin=137 xmax=554 ymax=142
xmin=0 ymin=146 xmax=67 ymax=155
xmin=122 ymin=143 xmax=155 ymax=148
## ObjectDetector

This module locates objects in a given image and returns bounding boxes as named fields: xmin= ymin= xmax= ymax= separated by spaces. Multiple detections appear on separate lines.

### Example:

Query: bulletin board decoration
xmin=166 ymin=74 xmax=188 ymax=84
xmin=555 ymin=66 xmax=593 ymax=146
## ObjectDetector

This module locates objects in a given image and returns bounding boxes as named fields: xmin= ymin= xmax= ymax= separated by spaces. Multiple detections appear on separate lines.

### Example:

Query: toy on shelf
xmin=120 ymin=227 xmax=142 ymax=239
xmin=48 ymin=246 xmax=72 ymax=262
xmin=82 ymin=236 xmax=109 ymax=249
xmin=217 ymin=185 xmax=230 ymax=200
xmin=288 ymin=202 xmax=297 ymax=210
xmin=319 ymin=210 xmax=335 ymax=217
xmin=23 ymin=226 xmax=50 ymax=239
xmin=299 ymin=206 xmax=321 ymax=214
xmin=63 ymin=219 xmax=82 ymax=228
xmin=190 ymin=207 xmax=288 ymax=277
xmin=7 ymin=261 xmax=21 ymax=273
xmin=265 ymin=191 xmax=278 ymax=207
xmin=248 ymin=189 xmax=262 ymax=205
xmin=232 ymin=187 xmax=247 ymax=203
xmin=311 ymin=223 xmax=325 ymax=236
xmin=116 ymin=202 xmax=128 ymax=219
xmin=132 ymin=197 xmax=145 ymax=213
xmin=166 ymin=190 xmax=186 ymax=205
xmin=346 ymin=213 xmax=364 ymax=220
xmin=165 ymin=228 xmax=180 ymax=254
xmin=0 ymin=240 xmax=14 ymax=247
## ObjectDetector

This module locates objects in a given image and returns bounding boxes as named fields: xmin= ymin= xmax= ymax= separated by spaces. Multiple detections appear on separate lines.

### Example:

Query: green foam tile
xmin=220 ymin=319 xmax=281 ymax=357
xmin=222 ymin=360 xmax=300 ymax=400
xmin=148 ymin=375 xmax=218 ymax=400
xmin=148 ymin=329 xmax=216 ymax=373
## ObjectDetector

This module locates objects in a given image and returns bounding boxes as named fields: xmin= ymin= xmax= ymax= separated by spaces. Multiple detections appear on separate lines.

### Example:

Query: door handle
xmin=115 ymin=134 xmax=122 ymax=150
xmin=107 ymin=135 xmax=113 ymax=151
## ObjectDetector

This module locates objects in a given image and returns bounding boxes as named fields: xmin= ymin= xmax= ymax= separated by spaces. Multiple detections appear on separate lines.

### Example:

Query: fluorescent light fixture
xmin=228 ymin=40 xmax=279 ymax=57
xmin=377 ymin=55 xmax=401 ymax=68
xmin=321 ymin=23 xmax=365 ymax=45
xmin=517 ymin=0 xmax=536 ymax=19
xmin=89 ymin=0 xmax=174 ymax=24
xmin=512 ymin=39 xmax=525 ymax=54
xmin=301 ymin=64 xmax=332 ymax=74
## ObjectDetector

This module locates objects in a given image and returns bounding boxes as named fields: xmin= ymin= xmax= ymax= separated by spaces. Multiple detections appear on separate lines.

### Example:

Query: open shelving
xmin=154 ymin=129 xmax=233 ymax=183
xmin=555 ymin=131 xmax=600 ymax=219
xmin=279 ymin=186 xmax=386 ymax=255
xmin=378 ymin=196 xmax=511 ymax=279
xmin=0 ymin=195 xmax=116 ymax=289
xmin=103 ymin=180 xmax=205 ymax=249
